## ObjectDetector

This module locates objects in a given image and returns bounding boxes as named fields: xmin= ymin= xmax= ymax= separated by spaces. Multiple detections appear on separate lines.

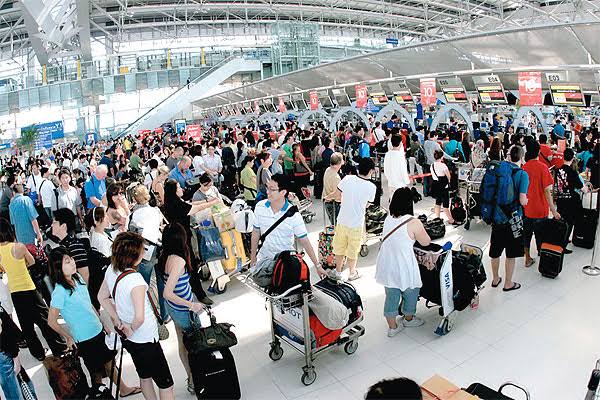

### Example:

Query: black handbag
xmin=424 ymin=218 xmax=446 ymax=240
xmin=183 ymin=308 xmax=237 ymax=355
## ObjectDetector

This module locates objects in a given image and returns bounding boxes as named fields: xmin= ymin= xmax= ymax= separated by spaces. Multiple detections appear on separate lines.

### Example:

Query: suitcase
xmin=188 ymin=347 xmax=241 ymax=400
xmin=43 ymin=352 xmax=89 ymax=399
xmin=219 ymin=229 xmax=247 ymax=273
xmin=465 ymin=382 xmax=529 ymax=400
xmin=537 ymin=219 xmax=569 ymax=247
xmin=318 ymin=226 xmax=336 ymax=270
xmin=309 ymin=314 xmax=342 ymax=348
xmin=573 ymin=208 xmax=598 ymax=249
xmin=538 ymin=243 xmax=564 ymax=279
xmin=314 ymin=278 xmax=363 ymax=322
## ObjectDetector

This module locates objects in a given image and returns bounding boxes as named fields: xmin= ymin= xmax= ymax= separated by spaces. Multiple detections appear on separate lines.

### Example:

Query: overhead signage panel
xmin=476 ymin=83 xmax=507 ymax=104
xmin=442 ymin=85 xmax=468 ymax=103
xmin=550 ymin=83 xmax=585 ymax=106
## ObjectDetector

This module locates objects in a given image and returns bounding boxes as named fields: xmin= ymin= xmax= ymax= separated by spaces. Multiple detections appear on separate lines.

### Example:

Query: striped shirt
xmin=164 ymin=270 xmax=193 ymax=312
xmin=60 ymin=236 xmax=88 ymax=271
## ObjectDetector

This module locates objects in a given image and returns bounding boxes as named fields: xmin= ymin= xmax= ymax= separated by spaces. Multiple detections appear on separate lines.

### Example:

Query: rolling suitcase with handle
xmin=188 ymin=347 xmax=241 ymax=400
xmin=573 ymin=208 xmax=598 ymax=249
xmin=537 ymin=219 xmax=569 ymax=279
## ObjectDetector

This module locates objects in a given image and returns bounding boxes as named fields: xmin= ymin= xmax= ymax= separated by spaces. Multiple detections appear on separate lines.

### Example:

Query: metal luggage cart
xmin=414 ymin=243 xmax=484 ymax=336
xmin=289 ymin=190 xmax=316 ymax=223
xmin=360 ymin=205 xmax=387 ymax=257
xmin=464 ymin=167 xmax=486 ymax=230
xmin=241 ymin=276 xmax=365 ymax=386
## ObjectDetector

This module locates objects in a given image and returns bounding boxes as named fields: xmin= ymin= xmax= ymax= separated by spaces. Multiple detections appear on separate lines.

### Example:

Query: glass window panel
xmin=147 ymin=72 xmax=158 ymax=89
xmin=39 ymin=86 xmax=49 ymax=104
xmin=114 ymin=75 xmax=125 ymax=93
xmin=28 ymin=88 xmax=39 ymax=106
xmin=103 ymin=77 xmax=114 ymax=94
xmin=125 ymin=74 xmax=136 ymax=92
xmin=18 ymin=90 xmax=29 ymax=108
xmin=157 ymin=71 xmax=168 ymax=88
xmin=168 ymin=70 xmax=179 ymax=87
xmin=70 ymin=82 xmax=82 ymax=99
xmin=136 ymin=73 xmax=148 ymax=90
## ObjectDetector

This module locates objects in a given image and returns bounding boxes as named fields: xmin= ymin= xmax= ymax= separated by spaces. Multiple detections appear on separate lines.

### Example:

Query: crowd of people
xmin=0 ymin=112 xmax=597 ymax=399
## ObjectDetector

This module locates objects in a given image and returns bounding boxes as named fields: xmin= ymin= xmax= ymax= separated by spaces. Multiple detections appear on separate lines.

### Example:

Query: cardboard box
xmin=421 ymin=375 xmax=479 ymax=400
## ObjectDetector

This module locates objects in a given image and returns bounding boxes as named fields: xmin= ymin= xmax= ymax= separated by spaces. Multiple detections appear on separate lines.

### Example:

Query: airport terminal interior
xmin=1 ymin=0 xmax=600 ymax=399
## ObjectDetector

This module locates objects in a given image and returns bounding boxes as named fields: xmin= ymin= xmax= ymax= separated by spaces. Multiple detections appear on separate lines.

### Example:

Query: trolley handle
xmin=239 ymin=273 xmax=307 ymax=300
xmin=498 ymin=382 xmax=530 ymax=400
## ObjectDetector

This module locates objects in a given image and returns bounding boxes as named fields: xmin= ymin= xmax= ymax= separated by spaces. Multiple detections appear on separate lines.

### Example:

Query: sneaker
xmin=186 ymin=378 xmax=195 ymax=395
xmin=402 ymin=317 xmax=424 ymax=327
xmin=564 ymin=248 xmax=573 ymax=254
xmin=328 ymin=269 xmax=344 ymax=282
xmin=387 ymin=321 xmax=404 ymax=337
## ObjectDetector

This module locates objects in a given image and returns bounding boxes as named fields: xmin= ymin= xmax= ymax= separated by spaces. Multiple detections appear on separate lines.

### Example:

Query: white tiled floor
xmin=21 ymin=184 xmax=600 ymax=399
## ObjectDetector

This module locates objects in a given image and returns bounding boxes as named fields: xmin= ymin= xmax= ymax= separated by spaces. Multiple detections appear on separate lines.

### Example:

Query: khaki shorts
xmin=332 ymin=224 xmax=363 ymax=260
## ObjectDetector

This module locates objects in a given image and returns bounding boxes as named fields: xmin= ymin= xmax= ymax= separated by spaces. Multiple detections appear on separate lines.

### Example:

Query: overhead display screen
xmin=367 ymin=84 xmax=388 ymax=106
xmin=332 ymin=88 xmax=351 ymax=107
xmin=442 ymin=86 xmax=468 ymax=103
xmin=550 ymin=83 xmax=585 ymax=106
xmin=476 ymin=83 xmax=508 ymax=104
xmin=317 ymin=90 xmax=334 ymax=108
xmin=393 ymin=89 xmax=414 ymax=104
xmin=291 ymin=94 xmax=307 ymax=110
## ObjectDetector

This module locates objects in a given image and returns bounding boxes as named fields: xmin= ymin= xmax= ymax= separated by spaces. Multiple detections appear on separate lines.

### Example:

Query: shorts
xmin=166 ymin=301 xmax=200 ymax=332
xmin=432 ymin=179 xmax=450 ymax=208
xmin=77 ymin=331 xmax=116 ymax=377
xmin=332 ymin=224 xmax=363 ymax=260
xmin=523 ymin=217 xmax=546 ymax=251
xmin=124 ymin=340 xmax=174 ymax=389
xmin=489 ymin=224 xmax=524 ymax=259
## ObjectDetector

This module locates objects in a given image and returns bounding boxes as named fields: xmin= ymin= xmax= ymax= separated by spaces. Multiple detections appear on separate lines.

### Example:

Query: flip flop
xmin=491 ymin=277 xmax=502 ymax=288
xmin=525 ymin=259 xmax=536 ymax=268
xmin=503 ymin=282 xmax=522 ymax=292
xmin=121 ymin=387 xmax=142 ymax=398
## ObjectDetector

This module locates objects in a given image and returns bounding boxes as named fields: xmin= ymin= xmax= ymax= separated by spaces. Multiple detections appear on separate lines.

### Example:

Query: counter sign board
xmin=442 ymin=86 xmax=468 ymax=103
xmin=550 ymin=83 xmax=585 ymax=106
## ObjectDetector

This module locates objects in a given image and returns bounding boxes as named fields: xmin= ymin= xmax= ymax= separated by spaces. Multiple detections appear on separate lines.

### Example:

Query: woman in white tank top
xmin=375 ymin=187 xmax=431 ymax=338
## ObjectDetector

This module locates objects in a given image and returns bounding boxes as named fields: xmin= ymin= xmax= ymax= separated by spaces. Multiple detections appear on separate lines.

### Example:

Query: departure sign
xmin=476 ymin=83 xmax=507 ymax=104
xmin=442 ymin=86 xmax=468 ymax=103
xmin=550 ymin=83 xmax=585 ymax=106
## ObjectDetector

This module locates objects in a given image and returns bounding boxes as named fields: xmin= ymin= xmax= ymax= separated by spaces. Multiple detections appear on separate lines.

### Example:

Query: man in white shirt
xmin=373 ymin=121 xmax=386 ymax=143
xmin=384 ymin=135 xmax=410 ymax=200
xmin=202 ymin=145 xmax=222 ymax=182
xmin=26 ymin=163 xmax=42 ymax=198
xmin=192 ymin=145 xmax=206 ymax=177
xmin=143 ymin=159 xmax=159 ymax=189
xmin=38 ymin=167 xmax=56 ymax=218
xmin=331 ymin=158 xmax=377 ymax=281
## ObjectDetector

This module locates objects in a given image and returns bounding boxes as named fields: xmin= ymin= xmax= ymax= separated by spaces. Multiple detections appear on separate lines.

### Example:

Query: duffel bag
xmin=270 ymin=251 xmax=310 ymax=295
xmin=424 ymin=218 xmax=446 ymax=240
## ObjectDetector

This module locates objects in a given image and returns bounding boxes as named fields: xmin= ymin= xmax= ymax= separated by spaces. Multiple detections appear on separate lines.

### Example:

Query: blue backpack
xmin=480 ymin=161 xmax=521 ymax=225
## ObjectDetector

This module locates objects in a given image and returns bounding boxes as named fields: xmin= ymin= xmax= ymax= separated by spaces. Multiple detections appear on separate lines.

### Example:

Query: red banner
xmin=309 ymin=91 xmax=319 ymax=110
xmin=355 ymin=84 xmax=368 ymax=109
xmin=518 ymin=72 xmax=542 ymax=106
xmin=254 ymin=100 xmax=260 ymax=114
xmin=420 ymin=78 xmax=437 ymax=107
xmin=278 ymin=97 xmax=286 ymax=113
xmin=154 ymin=127 xmax=163 ymax=134
xmin=186 ymin=125 xmax=202 ymax=141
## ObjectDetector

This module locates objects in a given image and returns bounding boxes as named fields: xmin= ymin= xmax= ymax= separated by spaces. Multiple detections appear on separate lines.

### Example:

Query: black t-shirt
xmin=164 ymin=197 xmax=193 ymax=236
xmin=322 ymin=148 xmax=334 ymax=167
xmin=556 ymin=165 xmax=583 ymax=200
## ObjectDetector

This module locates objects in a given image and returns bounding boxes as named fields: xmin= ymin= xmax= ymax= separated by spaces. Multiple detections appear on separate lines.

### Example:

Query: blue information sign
xmin=25 ymin=121 xmax=64 ymax=151
xmin=386 ymin=37 xmax=399 ymax=45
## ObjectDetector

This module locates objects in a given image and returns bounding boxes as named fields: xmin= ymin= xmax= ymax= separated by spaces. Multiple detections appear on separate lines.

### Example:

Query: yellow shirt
xmin=124 ymin=138 xmax=132 ymax=151
xmin=323 ymin=167 xmax=341 ymax=203
xmin=0 ymin=243 xmax=35 ymax=293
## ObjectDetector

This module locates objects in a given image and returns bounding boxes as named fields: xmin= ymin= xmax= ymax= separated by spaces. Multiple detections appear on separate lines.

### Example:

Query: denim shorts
xmin=166 ymin=301 xmax=199 ymax=332
xmin=383 ymin=287 xmax=420 ymax=318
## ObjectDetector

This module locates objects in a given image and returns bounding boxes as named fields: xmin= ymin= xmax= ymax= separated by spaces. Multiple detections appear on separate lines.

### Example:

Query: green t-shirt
xmin=282 ymin=144 xmax=294 ymax=170
xmin=130 ymin=154 xmax=142 ymax=170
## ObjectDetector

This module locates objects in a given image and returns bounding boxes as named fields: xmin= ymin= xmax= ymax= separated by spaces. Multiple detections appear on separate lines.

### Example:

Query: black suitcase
xmin=538 ymin=243 xmax=564 ymax=279
xmin=188 ymin=347 xmax=241 ymax=400
xmin=573 ymin=208 xmax=598 ymax=249
xmin=537 ymin=218 xmax=570 ymax=246
xmin=314 ymin=278 xmax=363 ymax=321
xmin=465 ymin=382 xmax=529 ymax=400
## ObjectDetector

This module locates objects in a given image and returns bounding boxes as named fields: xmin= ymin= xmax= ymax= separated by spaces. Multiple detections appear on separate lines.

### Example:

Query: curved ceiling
xmin=192 ymin=21 xmax=600 ymax=110
xmin=4 ymin=0 xmax=600 ymax=63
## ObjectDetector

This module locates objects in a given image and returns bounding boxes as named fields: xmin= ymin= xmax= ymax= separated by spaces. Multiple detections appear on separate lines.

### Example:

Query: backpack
xmin=450 ymin=196 xmax=466 ymax=223
xmin=415 ymin=146 xmax=427 ymax=166
xmin=480 ymin=161 xmax=521 ymax=225
xmin=80 ymin=185 xmax=88 ymax=210
xmin=270 ymin=251 xmax=310 ymax=295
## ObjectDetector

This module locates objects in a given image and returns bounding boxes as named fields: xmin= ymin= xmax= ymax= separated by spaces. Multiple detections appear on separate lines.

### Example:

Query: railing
xmin=115 ymin=53 xmax=241 ymax=138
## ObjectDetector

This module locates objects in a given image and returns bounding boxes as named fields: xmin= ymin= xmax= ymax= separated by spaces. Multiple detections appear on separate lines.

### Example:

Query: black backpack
xmin=415 ymin=146 xmax=427 ymax=166
xmin=450 ymin=196 xmax=466 ymax=223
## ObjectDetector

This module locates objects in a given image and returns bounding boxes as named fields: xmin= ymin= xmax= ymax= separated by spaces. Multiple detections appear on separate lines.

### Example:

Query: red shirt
xmin=523 ymin=159 xmax=554 ymax=218
xmin=539 ymin=144 xmax=553 ymax=168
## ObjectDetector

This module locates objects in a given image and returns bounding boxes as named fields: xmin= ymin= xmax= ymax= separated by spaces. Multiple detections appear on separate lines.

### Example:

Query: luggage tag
xmin=143 ymin=244 xmax=155 ymax=261
xmin=212 ymin=350 xmax=223 ymax=360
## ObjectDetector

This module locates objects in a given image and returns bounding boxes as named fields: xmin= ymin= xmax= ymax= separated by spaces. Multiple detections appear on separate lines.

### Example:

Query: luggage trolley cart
xmin=464 ymin=167 xmax=486 ymax=230
xmin=241 ymin=277 xmax=365 ymax=386
xmin=413 ymin=243 xmax=485 ymax=336
xmin=360 ymin=205 xmax=387 ymax=257
xmin=289 ymin=188 xmax=316 ymax=223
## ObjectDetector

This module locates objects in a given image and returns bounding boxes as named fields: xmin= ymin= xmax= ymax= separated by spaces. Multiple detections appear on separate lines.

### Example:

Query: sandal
xmin=503 ymin=282 xmax=522 ymax=292
xmin=525 ymin=258 xmax=536 ymax=268
xmin=121 ymin=387 xmax=142 ymax=398
xmin=491 ymin=277 xmax=502 ymax=288
xmin=347 ymin=272 xmax=361 ymax=281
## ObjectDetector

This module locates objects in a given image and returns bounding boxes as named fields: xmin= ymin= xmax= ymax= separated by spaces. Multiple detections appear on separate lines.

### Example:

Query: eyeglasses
xmin=266 ymin=186 xmax=280 ymax=192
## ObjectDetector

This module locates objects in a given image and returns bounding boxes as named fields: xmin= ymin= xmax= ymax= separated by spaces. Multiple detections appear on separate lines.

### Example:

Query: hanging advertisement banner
xmin=420 ymin=78 xmax=437 ymax=107
xmin=518 ymin=72 xmax=543 ymax=106
xmin=186 ymin=125 xmax=202 ymax=141
xmin=309 ymin=91 xmax=319 ymax=110
xmin=254 ymin=100 xmax=260 ymax=114
xmin=278 ymin=97 xmax=286 ymax=113
xmin=355 ymin=84 xmax=368 ymax=109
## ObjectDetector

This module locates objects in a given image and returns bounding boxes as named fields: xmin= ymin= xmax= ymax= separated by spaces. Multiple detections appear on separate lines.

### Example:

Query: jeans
xmin=0 ymin=352 xmax=25 ymax=400
xmin=137 ymin=260 xmax=169 ymax=322
xmin=44 ymin=207 xmax=52 ymax=219
xmin=11 ymin=290 xmax=67 ymax=358
xmin=423 ymin=164 xmax=432 ymax=196
xmin=324 ymin=201 xmax=340 ymax=226
xmin=408 ymin=157 xmax=423 ymax=177
xmin=383 ymin=287 xmax=420 ymax=318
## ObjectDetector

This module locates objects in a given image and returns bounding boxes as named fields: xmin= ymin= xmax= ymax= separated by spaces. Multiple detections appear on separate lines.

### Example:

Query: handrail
xmin=115 ymin=53 xmax=240 ymax=139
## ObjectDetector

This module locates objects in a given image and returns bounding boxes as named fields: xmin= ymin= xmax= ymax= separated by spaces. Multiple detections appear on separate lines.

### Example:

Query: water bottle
xmin=202 ymin=219 xmax=211 ymax=227
xmin=584 ymin=369 xmax=600 ymax=400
